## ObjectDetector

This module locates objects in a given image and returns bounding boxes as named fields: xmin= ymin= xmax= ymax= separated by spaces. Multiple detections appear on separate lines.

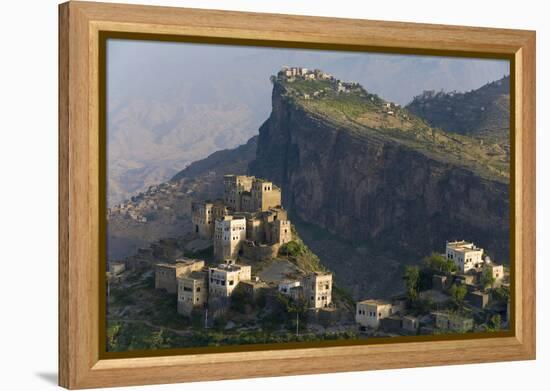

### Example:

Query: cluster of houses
xmin=193 ymin=175 xmax=294 ymax=261
xmin=276 ymin=66 xmax=410 ymax=123
xmin=107 ymin=181 xmax=180 ymax=223
xmin=151 ymin=174 xmax=334 ymax=319
xmin=110 ymin=172 xmax=507 ymax=335
xmin=154 ymin=257 xmax=333 ymax=318
xmin=275 ymin=66 xmax=363 ymax=99
xmin=278 ymin=66 xmax=333 ymax=81
xmin=354 ymin=240 xmax=508 ymax=334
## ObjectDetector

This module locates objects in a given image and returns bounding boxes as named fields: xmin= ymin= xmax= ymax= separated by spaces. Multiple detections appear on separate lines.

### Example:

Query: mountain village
xmin=105 ymin=67 xmax=511 ymax=350
xmin=108 ymin=172 xmax=510 ymax=341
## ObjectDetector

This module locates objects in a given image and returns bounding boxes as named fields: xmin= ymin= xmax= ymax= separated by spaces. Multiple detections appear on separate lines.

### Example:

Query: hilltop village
xmin=273 ymin=66 xmax=404 ymax=115
xmin=105 ymin=67 xmax=511 ymax=350
xmin=152 ymin=174 xmax=334 ymax=320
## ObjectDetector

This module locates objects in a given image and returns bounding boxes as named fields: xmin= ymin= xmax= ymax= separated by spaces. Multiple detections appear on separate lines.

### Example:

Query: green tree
xmin=404 ymin=266 xmax=420 ymax=303
xmin=149 ymin=329 xmax=165 ymax=349
xmin=493 ymin=286 xmax=510 ymax=303
xmin=230 ymin=287 xmax=253 ymax=313
xmin=424 ymin=252 xmax=457 ymax=274
xmin=285 ymin=297 xmax=308 ymax=334
xmin=449 ymin=284 xmax=467 ymax=306
xmin=279 ymin=241 xmax=303 ymax=257
xmin=487 ymin=314 xmax=502 ymax=332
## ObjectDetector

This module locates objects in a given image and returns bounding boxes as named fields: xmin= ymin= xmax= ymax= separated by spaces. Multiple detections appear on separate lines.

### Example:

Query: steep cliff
xmin=250 ymin=79 xmax=510 ymax=266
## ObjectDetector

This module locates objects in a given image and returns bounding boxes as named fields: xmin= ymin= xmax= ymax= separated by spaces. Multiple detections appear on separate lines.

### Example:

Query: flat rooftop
xmin=156 ymin=258 xmax=204 ymax=268
xmin=357 ymin=299 xmax=392 ymax=306
xmin=446 ymin=240 xmax=482 ymax=252
xmin=211 ymin=263 xmax=249 ymax=272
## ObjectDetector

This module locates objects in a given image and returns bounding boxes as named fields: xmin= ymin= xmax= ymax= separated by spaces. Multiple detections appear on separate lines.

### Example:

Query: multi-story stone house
xmin=177 ymin=270 xmax=208 ymax=316
xmin=194 ymin=175 xmax=293 ymax=262
xmin=223 ymin=175 xmax=282 ymax=213
xmin=213 ymin=215 xmax=247 ymax=261
xmin=154 ymin=258 xmax=205 ymax=294
xmin=250 ymin=178 xmax=281 ymax=212
xmin=191 ymin=200 xmax=228 ymax=240
xmin=355 ymin=299 xmax=393 ymax=329
xmin=270 ymin=219 xmax=292 ymax=245
xmin=223 ymin=175 xmax=254 ymax=211
xmin=246 ymin=207 xmax=291 ymax=245
xmin=484 ymin=261 xmax=504 ymax=281
xmin=445 ymin=240 xmax=484 ymax=273
xmin=208 ymin=261 xmax=252 ymax=298
xmin=302 ymin=271 xmax=332 ymax=309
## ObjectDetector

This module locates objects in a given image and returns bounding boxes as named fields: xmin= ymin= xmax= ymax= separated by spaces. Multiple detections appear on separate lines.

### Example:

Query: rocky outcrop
xmin=250 ymin=83 xmax=510 ymax=264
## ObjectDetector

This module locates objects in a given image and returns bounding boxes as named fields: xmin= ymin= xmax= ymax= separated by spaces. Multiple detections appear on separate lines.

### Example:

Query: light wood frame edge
xmin=58 ymin=1 xmax=536 ymax=389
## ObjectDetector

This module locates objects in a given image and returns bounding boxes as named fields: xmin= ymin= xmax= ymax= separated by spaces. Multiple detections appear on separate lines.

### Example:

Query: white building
xmin=355 ymin=299 xmax=393 ymax=329
xmin=213 ymin=215 xmax=247 ymax=261
xmin=485 ymin=261 xmax=504 ymax=281
xmin=208 ymin=261 xmax=252 ymax=298
xmin=278 ymin=280 xmax=301 ymax=295
xmin=445 ymin=240 xmax=484 ymax=273
xmin=302 ymin=272 xmax=332 ymax=309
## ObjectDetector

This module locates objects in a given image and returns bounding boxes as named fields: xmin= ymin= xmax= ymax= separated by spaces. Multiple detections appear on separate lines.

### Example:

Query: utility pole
xmin=296 ymin=312 xmax=299 ymax=337
xmin=205 ymin=308 xmax=208 ymax=330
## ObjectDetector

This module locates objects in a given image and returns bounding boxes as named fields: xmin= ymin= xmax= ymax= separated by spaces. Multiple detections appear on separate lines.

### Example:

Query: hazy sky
xmin=108 ymin=39 xmax=510 ymax=106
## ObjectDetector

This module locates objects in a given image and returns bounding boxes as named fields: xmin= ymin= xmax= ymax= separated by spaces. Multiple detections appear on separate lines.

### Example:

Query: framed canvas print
xmin=58 ymin=1 xmax=536 ymax=389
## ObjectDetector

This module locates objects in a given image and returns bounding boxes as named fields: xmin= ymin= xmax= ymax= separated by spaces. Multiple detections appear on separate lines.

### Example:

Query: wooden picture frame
xmin=59 ymin=1 xmax=536 ymax=389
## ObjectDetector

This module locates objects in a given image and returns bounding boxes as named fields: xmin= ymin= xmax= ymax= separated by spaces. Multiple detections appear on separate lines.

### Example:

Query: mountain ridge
xmin=108 ymin=70 xmax=510 ymax=299
xmin=250 ymin=70 xmax=510 ymax=265
xmin=405 ymin=75 xmax=510 ymax=145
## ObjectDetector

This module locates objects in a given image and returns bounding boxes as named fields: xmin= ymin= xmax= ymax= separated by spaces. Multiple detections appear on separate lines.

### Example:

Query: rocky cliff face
xmin=250 ymin=83 xmax=510 ymax=264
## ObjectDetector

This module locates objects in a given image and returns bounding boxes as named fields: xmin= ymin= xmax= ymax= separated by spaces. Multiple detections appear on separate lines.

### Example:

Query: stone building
xmin=223 ymin=175 xmax=254 ymax=211
xmin=402 ymin=315 xmax=419 ymax=333
xmin=434 ymin=311 xmax=474 ymax=332
xmin=270 ymin=219 xmax=292 ymax=245
xmin=445 ymin=240 xmax=484 ymax=273
xmin=302 ymin=271 xmax=332 ymax=309
xmin=154 ymin=258 xmax=205 ymax=294
xmin=177 ymin=270 xmax=208 ymax=316
xmin=208 ymin=261 xmax=252 ymax=298
xmin=250 ymin=178 xmax=281 ymax=212
xmin=223 ymin=175 xmax=282 ymax=213
xmin=246 ymin=207 xmax=291 ymax=245
xmin=191 ymin=200 xmax=228 ymax=239
xmin=355 ymin=299 xmax=393 ymax=329
xmin=485 ymin=262 xmax=504 ymax=281
xmin=213 ymin=215 xmax=247 ymax=261
xmin=236 ymin=279 xmax=268 ymax=301
xmin=466 ymin=290 xmax=489 ymax=309
xmin=278 ymin=280 xmax=301 ymax=295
